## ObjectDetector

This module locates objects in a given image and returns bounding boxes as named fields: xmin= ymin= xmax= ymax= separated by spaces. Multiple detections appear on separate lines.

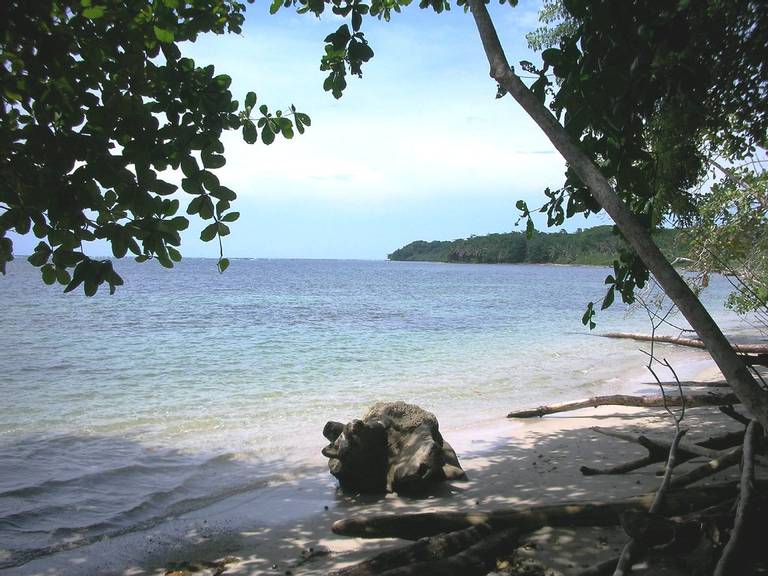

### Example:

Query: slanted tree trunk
xmin=466 ymin=0 xmax=768 ymax=431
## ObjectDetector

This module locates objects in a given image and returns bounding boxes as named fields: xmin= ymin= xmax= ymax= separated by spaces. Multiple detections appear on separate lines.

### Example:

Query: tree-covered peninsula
xmin=388 ymin=225 xmax=686 ymax=266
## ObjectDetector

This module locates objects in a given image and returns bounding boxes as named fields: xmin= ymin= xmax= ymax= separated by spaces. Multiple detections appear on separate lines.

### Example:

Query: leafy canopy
xmin=0 ymin=0 xmax=310 ymax=294
xmin=687 ymin=165 xmax=768 ymax=326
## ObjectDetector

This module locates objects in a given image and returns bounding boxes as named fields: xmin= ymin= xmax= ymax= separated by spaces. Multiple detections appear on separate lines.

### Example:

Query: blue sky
xmin=17 ymin=0 xmax=610 ymax=260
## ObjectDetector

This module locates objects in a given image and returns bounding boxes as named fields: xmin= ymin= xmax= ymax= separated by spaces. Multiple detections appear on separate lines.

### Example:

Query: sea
xmin=0 ymin=258 xmax=754 ymax=572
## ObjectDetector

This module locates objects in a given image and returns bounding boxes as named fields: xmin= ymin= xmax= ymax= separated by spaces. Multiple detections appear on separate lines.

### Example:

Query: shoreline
xmin=8 ymin=343 xmax=739 ymax=576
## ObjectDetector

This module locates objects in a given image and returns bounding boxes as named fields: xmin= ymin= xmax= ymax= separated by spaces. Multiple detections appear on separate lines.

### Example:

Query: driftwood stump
xmin=322 ymin=402 xmax=466 ymax=494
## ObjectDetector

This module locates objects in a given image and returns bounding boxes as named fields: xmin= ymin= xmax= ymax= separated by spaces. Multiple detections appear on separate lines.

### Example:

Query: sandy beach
xmin=9 ymin=341 xmax=758 ymax=576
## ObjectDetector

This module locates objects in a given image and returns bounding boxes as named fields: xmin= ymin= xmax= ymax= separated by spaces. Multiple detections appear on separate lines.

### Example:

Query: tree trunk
xmin=507 ymin=393 xmax=739 ymax=418
xmin=466 ymin=0 xmax=768 ymax=431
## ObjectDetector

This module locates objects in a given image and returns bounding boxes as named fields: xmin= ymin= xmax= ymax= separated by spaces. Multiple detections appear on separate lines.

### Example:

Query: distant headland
xmin=388 ymin=225 xmax=686 ymax=266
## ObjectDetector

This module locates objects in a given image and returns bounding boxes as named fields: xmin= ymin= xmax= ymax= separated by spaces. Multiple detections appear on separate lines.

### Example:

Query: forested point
xmin=388 ymin=225 xmax=686 ymax=266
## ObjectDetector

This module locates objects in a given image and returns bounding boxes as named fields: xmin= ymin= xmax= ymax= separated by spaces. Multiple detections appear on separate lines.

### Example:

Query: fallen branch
xmin=331 ymin=483 xmax=745 ymax=540
xmin=600 ymin=333 xmax=768 ymax=354
xmin=507 ymin=393 xmax=739 ymax=418
xmin=654 ymin=380 xmax=729 ymax=388
xmin=329 ymin=524 xmax=493 ymax=576
xmin=581 ymin=429 xmax=710 ymax=476
xmin=375 ymin=527 xmax=521 ymax=576
xmin=590 ymin=426 xmax=722 ymax=459
xmin=669 ymin=447 xmax=743 ymax=489
xmin=713 ymin=421 xmax=762 ymax=576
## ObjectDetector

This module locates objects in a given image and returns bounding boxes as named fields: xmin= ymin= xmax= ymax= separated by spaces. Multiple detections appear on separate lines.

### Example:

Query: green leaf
xmin=220 ymin=211 xmax=239 ymax=222
xmin=209 ymin=186 xmax=236 ymax=201
xmin=261 ymin=126 xmax=275 ymax=145
xmin=181 ymin=177 xmax=204 ymax=195
xmin=202 ymin=153 xmax=226 ymax=169
xmin=82 ymin=5 xmax=106 ymax=18
xmin=42 ymin=265 xmax=57 ymax=285
xmin=218 ymin=257 xmax=230 ymax=273
xmin=601 ymin=287 xmax=615 ymax=310
xmin=56 ymin=267 xmax=71 ymax=285
xmin=243 ymin=121 xmax=258 ymax=144
xmin=245 ymin=91 xmax=257 ymax=109
xmin=200 ymin=223 xmax=218 ymax=241
xmin=63 ymin=261 xmax=87 ymax=293
xmin=167 ymin=246 xmax=182 ymax=262
xmin=180 ymin=156 xmax=199 ymax=178
xmin=153 ymin=26 xmax=175 ymax=43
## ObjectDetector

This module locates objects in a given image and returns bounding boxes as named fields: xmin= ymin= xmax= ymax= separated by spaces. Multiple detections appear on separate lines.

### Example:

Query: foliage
xmin=687 ymin=165 xmax=768 ymax=327
xmin=388 ymin=225 xmax=687 ymax=267
xmin=525 ymin=0 xmax=575 ymax=51
xmin=525 ymin=0 xmax=768 ymax=310
xmin=0 ymin=0 xmax=310 ymax=294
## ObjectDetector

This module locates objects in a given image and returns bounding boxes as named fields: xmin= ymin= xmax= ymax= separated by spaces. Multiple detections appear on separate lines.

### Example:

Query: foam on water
xmin=0 ymin=258 xmax=751 ymax=569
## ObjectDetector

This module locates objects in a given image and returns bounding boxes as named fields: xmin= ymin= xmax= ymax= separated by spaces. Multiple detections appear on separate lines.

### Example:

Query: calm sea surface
xmin=0 ymin=258 xmax=745 ymax=569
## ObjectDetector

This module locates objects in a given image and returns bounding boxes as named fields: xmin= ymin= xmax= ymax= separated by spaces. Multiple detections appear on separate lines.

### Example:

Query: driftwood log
xmin=589 ymin=426 xmax=730 ymax=458
xmin=653 ymin=380 xmax=730 ymax=388
xmin=371 ymin=528 xmax=521 ymax=576
xmin=322 ymin=402 xmax=466 ymax=494
xmin=580 ymin=426 xmax=747 ymax=476
xmin=507 ymin=392 xmax=739 ymax=418
xmin=331 ymin=483 xmax=745 ymax=540
xmin=330 ymin=483 xmax=763 ymax=576
xmin=329 ymin=524 xmax=494 ymax=576
xmin=600 ymin=332 xmax=768 ymax=354
xmin=669 ymin=447 xmax=744 ymax=489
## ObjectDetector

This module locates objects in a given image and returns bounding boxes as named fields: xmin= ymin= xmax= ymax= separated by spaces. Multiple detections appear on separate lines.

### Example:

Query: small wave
xmin=0 ymin=459 xmax=288 ymax=570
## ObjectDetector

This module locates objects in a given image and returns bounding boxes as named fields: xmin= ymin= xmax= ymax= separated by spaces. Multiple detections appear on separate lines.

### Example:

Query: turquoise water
xmin=0 ymin=258 xmax=742 ymax=569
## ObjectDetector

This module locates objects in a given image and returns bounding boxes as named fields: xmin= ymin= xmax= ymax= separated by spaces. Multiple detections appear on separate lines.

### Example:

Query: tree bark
xmin=374 ymin=527 xmax=521 ymax=576
xmin=507 ymin=393 xmax=739 ymax=418
xmin=669 ymin=447 xmax=743 ymax=489
xmin=329 ymin=524 xmax=493 ymax=576
xmin=713 ymin=421 xmax=762 ymax=576
xmin=466 ymin=0 xmax=768 ymax=431
xmin=589 ymin=426 xmax=723 ymax=459
xmin=331 ymin=483 xmax=744 ymax=540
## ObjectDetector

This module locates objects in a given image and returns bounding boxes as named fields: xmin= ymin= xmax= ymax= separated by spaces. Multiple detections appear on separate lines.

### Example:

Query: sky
xmin=15 ymin=0 xmax=610 ymax=260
